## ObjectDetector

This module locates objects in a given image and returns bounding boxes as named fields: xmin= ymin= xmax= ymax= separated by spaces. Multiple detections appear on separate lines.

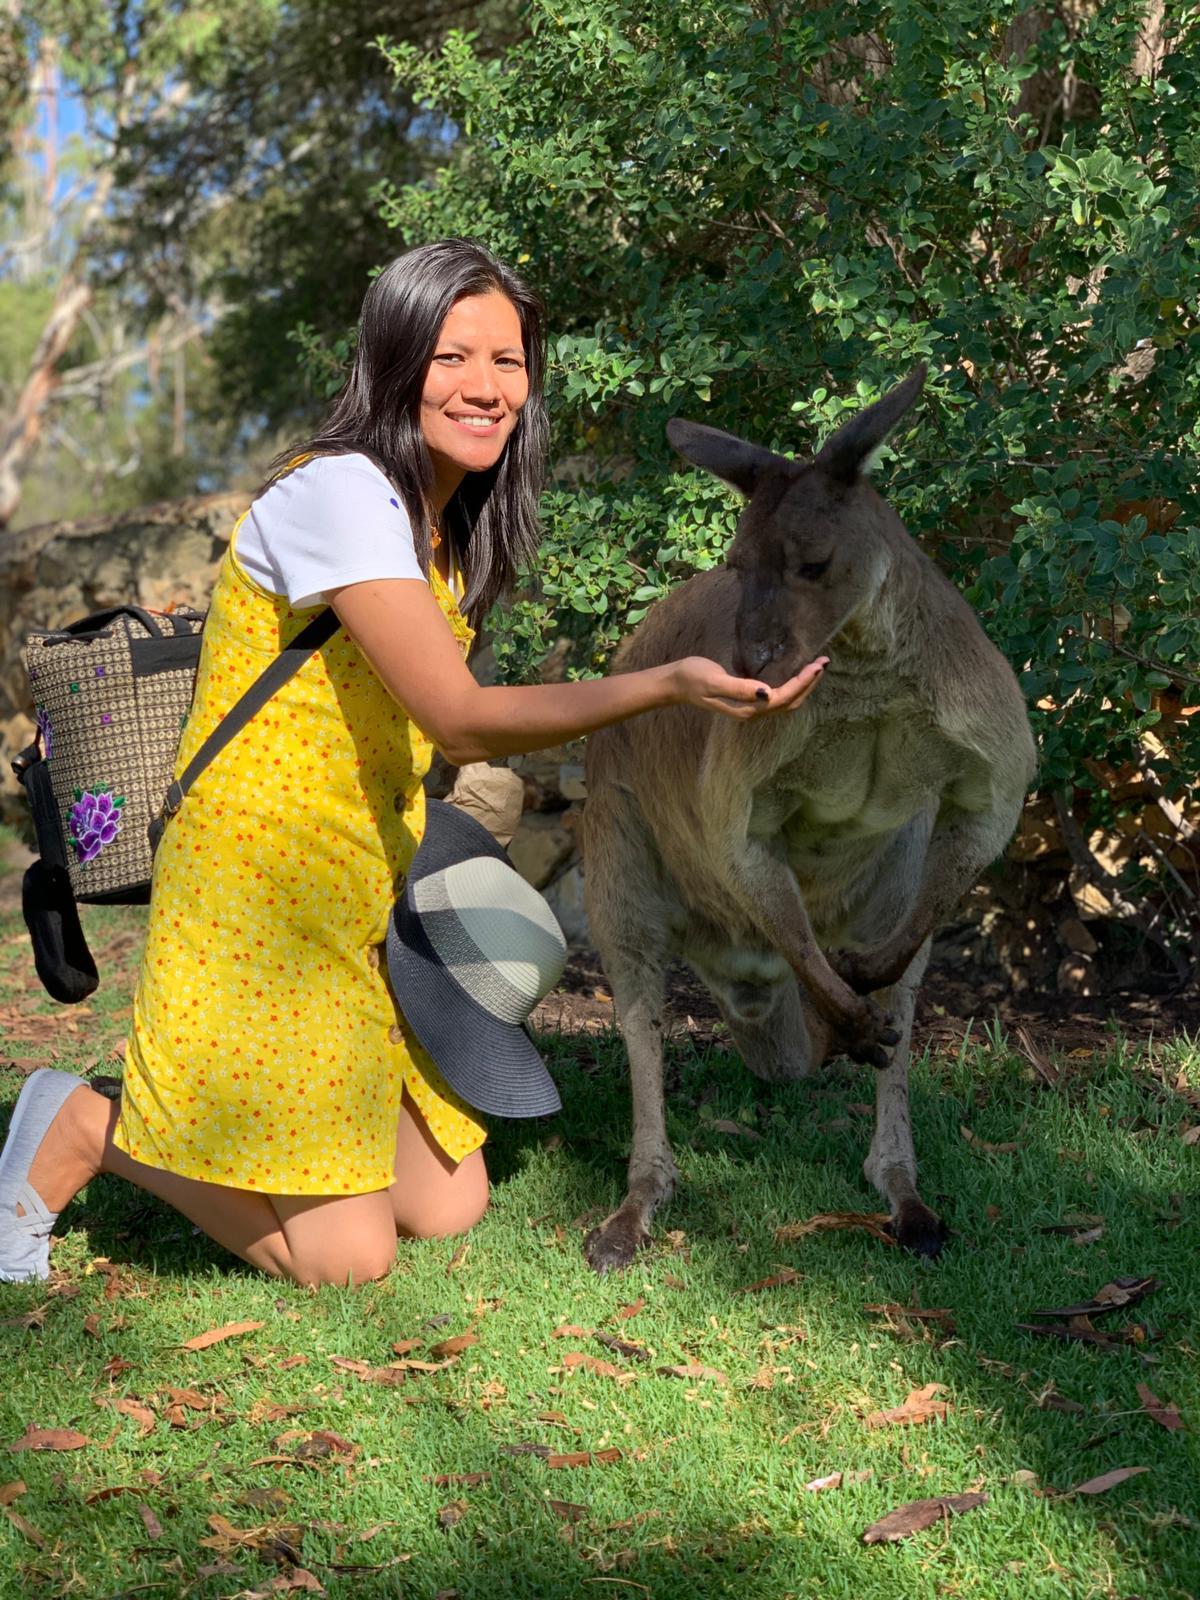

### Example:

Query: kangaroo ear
xmin=666 ymin=418 xmax=782 ymax=497
xmin=814 ymin=364 xmax=927 ymax=485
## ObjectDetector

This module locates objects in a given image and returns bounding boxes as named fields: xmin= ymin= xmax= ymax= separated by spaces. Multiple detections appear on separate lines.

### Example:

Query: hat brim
xmin=412 ymin=798 xmax=511 ymax=880
xmin=386 ymin=892 xmax=562 ymax=1120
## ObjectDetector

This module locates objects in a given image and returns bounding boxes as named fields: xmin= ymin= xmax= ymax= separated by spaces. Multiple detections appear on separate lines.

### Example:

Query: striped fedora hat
xmin=385 ymin=798 xmax=567 ymax=1118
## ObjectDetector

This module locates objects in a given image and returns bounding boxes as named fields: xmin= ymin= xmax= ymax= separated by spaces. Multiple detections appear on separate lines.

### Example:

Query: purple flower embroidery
xmin=35 ymin=707 xmax=52 ymax=760
xmin=68 ymin=788 xmax=125 ymax=864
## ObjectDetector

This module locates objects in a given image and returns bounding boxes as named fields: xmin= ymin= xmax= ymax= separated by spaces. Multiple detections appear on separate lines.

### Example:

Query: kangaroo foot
xmin=584 ymin=1207 xmax=650 ymax=1275
xmin=833 ymin=997 xmax=900 ymax=1070
xmin=886 ymin=1198 xmax=949 ymax=1258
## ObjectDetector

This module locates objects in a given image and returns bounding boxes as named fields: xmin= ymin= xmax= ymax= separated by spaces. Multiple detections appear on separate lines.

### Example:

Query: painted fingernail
xmin=755 ymin=687 xmax=769 ymax=702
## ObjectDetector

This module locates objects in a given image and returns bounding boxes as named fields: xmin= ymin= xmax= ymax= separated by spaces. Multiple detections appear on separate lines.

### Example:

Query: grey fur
xmin=582 ymin=366 xmax=1037 ymax=1272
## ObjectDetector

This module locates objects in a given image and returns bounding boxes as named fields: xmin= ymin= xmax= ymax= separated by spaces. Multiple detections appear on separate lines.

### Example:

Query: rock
xmin=1058 ymin=916 xmax=1099 ymax=956
xmin=1057 ymin=954 xmax=1096 ymax=995
xmin=559 ymin=763 xmax=587 ymax=801
xmin=542 ymin=862 xmax=589 ymax=947
xmin=507 ymin=810 xmax=578 ymax=889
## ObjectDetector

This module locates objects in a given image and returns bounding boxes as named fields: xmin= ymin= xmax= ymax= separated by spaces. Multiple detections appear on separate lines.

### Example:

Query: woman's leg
xmin=22 ymin=1084 xmax=398 ymax=1287
xmin=389 ymin=1085 xmax=489 ymax=1238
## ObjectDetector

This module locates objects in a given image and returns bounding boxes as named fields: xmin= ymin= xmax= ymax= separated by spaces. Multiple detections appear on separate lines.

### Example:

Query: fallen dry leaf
xmin=738 ymin=1269 xmax=801 ymax=1293
xmin=84 ymin=1485 xmax=143 ymax=1503
xmin=560 ymin=1352 xmax=623 ymax=1379
xmin=861 ymin=1491 xmax=987 ymax=1544
xmin=113 ymin=1398 xmax=156 ymax=1437
xmin=426 ymin=1471 xmax=491 ymax=1488
xmin=805 ymin=1469 xmax=873 ymax=1493
xmin=775 ymin=1212 xmax=895 ymax=1247
xmin=593 ymin=1332 xmax=649 ymax=1363
xmin=329 ymin=1356 xmax=408 ymax=1387
xmin=1013 ymin=1024 xmax=1060 ymax=1087
xmin=864 ymin=1302 xmax=955 ymax=1331
xmin=710 ymin=1118 xmax=761 ymax=1139
xmin=1069 ymin=1223 xmax=1105 ymax=1247
xmin=1136 ymin=1383 xmax=1182 ymax=1432
xmin=1069 ymin=1466 xmax=1150 ymax=1496
xmin=446 ymin=1240 xmax=470 ymax=1275
xmin=547 ymin=1498 xmax=588 ymax=1522
xmin=552 ymin=1324 xmax=591 ymax=1339
xmin=7 ymin=1426 xmax=90 ymax=1453
xmin=864 ymin=1383 xmax=950 ymax=1429
xmin=547 ymin=1448 xmax=621 ymax=1469
xmin=0 ymin=1482 xmax=26 ymax=1506
xmin=199 ymin=1512 xmax=306 ymax=1561
xmin=1017 ymin=1318 xmax=1151 ymax=1352
xmin=1028 ymin=1276 xmax=1159 ymax=1321
xmin=1 ymin=1506 xmax=46 ymax=1547
xmin=182 ymin=1320 xmax=265 ymax=1351
xmin=437 ymin=1499 xmax=468 ymax=1529
xmin=271 ymin=1571 xmax=325 ymax=1595
xmin=960 ymin=1124 xmax=1020 ymax=1154
xmin=1038 ymin=1214 xmax=1104 ymax=1239
xmin=656 ymin=1362 xmax=728 ymax=1386
xmin=238 ymin=1487 xmax=292 ymax=1513
xmin=278 ymin=1354 xmax=309 ymax=1371
xmin=429 ymin=1332 xmax=479 ymax=1360
xmin=138 ymin=1502 xmax=164 ymax=1539
xmin=614 ymin=1298 xmax=645 ymax=1321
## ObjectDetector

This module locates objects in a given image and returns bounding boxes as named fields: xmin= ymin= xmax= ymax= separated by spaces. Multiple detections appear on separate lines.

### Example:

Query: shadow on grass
xmin=2 ymin=1026 xmax=1198 ymax=1599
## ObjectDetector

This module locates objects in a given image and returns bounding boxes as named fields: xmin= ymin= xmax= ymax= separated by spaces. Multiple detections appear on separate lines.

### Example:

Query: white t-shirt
xmin=235 ymin=452 xmax=426 ymax=610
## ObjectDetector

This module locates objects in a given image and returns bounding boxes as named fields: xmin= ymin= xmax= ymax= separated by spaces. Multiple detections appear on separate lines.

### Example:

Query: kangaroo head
xmin=666 ymin=365 xmax=926 ymax=684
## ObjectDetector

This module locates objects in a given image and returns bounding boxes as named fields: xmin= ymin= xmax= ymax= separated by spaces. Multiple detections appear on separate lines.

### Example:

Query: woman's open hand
xmin=669 ymin=655 xmax=829 ymax=719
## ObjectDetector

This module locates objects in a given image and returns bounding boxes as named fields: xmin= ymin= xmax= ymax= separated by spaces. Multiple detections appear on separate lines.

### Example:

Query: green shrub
xmin=366 ymin=0 xmax=1199 ymax=815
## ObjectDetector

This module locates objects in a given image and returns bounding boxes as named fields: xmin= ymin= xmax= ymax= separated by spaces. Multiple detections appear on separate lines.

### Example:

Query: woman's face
xmin=420 ymin=290 xmax=529 ymax=506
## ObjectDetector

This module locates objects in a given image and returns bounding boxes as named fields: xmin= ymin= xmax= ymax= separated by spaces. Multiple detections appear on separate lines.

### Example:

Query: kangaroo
xmin=582 ymin=366 xmax=1037 ymax=1273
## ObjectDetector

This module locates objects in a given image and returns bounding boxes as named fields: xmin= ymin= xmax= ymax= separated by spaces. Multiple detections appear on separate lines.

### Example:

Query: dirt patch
xmin=531 ymin=949 xmax=1200 ymax=1057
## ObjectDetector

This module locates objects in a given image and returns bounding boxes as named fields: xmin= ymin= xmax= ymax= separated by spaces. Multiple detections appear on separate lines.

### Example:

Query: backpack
xmin=14 ymin=601 xmax=337 ymax=1004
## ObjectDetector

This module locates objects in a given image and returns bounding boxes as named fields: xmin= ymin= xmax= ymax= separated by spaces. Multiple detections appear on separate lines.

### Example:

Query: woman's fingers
xmin=767 ymin=656 xmax=829 ymax=710
xmin=681 ymin=655 xmax=830 ymax=718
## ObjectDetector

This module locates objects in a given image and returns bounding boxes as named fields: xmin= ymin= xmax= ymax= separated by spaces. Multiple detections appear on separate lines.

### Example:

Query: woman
xmin=0 ymin=239 xmax=825 ymax=1289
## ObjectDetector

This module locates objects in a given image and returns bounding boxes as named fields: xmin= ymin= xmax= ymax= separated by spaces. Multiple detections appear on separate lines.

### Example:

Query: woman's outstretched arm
xmin=329 ymin=578 xmax=825 ymax=765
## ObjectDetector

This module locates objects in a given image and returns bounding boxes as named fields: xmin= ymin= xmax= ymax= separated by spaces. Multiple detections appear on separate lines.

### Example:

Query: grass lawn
xmin=1 ymin=843 xmax=1197 ymax=1599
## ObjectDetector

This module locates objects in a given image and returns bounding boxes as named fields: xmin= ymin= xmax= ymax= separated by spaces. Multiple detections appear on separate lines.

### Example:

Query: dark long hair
xmin=260 ymin=238 xmax=548 ymax=623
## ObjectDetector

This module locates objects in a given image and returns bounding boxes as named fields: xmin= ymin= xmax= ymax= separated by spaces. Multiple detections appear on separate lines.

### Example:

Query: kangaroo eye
xmin=797 ymin=558 xmax=831 ymax=581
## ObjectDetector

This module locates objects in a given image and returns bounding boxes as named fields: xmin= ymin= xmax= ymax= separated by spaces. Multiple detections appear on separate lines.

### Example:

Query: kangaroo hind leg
xmin=582 ymin=794 xmax=679 ymax=1275
xmin=861 ymin=936 xmax=947 ymax=1257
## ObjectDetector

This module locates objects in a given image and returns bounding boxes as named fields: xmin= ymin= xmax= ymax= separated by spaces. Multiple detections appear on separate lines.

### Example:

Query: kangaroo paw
xmin=887 ymin=1200 xmax=949 ymax=1259
xmin=584 ymin=1209 xmax=650 ymax=1275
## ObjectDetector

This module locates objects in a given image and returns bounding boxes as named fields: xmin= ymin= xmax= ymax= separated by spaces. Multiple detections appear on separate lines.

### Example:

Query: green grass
xmin=1 ymin=853 xmax=1198 ymax=1599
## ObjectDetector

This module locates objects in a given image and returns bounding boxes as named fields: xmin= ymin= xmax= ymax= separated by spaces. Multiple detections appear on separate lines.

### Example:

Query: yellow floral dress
xmin=115 ymin=474 xmax=487 ymax=1195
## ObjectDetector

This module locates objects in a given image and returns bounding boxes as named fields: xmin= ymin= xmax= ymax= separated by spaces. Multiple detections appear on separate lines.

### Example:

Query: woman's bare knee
xmin=271 ymin=1190 xmax=397 ymax=1287
xmin=395 ymin=1148 xmax=489 ymax=1239
xmin=284 ymin=1244 xmax=396 ymax=1288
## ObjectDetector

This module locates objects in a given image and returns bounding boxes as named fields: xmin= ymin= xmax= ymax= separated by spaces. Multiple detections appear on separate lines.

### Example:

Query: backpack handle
xmin=48 ymin=606 xmax=198 ymax=642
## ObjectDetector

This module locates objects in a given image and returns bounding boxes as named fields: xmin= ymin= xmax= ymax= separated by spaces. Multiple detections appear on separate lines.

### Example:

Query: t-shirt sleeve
xmin=239 ymin=453 xmax=426 ymax=610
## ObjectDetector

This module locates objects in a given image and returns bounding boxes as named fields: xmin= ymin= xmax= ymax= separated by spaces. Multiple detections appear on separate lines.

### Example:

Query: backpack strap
xmin=148 ymin=606 xmax=341 ymax=854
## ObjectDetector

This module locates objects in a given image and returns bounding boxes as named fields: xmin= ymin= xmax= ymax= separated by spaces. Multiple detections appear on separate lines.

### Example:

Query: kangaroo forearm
xmin=718 ymin=843 xmax=860 ymax=1026
xmin=837 ymin=813 xmax=1012 ymax=992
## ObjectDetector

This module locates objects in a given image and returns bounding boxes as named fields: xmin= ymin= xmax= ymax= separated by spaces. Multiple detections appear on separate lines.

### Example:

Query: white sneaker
xmin=0 ymin=1069 xmax=83 ymax=1283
